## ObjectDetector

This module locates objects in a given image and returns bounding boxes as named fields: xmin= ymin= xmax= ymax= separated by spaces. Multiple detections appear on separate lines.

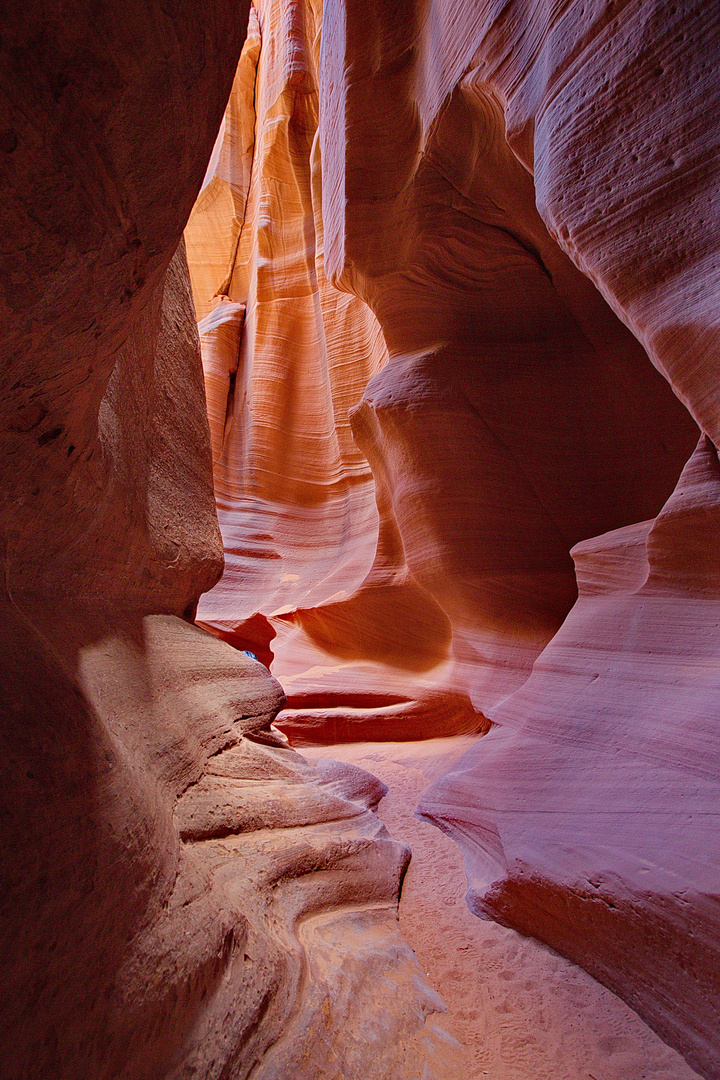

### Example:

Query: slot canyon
xmin=1 ymin=0 xmax=719 ymax=1078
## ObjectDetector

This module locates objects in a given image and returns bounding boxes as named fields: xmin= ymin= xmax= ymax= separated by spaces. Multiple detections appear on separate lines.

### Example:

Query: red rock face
xmin=186 ymin=0 xmax=720 ymax=1077
xmin=0 ymin=4 xmax=466 ymax=1077
xmin=186 ymin=0 xmax=486 ymax=741
xmin=5 ymin=0 xmax=718 ymax=1073
xmin=187 ymin=0 xmax=387 ymax=636
xmin=421 ymin=437 xmax=720 ymax=1078
xmin=331 ymin=1 xmax=720 ymax=1077
xmin=189 ymin=0 xmax=696 ymax=744
xmin=320 ymin=1 xmax=700 ymax=712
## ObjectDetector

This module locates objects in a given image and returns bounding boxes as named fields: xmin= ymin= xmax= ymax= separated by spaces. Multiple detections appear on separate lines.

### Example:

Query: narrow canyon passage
xmin=184 ymin=1 xmax=720 ymax=1073
xmin=2 ymin=1 xmax=720 ymax=1078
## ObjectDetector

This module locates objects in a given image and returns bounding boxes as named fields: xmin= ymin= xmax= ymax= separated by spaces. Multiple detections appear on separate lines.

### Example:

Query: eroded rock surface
xmin=186 ymin=0 xmax=387 ymax=635
xmin=320 ymin=2 xmax=699 ymax=712
xmin=187 ymin=1 xmax=720 ymax=1077
xmin=338 ymin=2 xmax=720 ymax=1077
xmin=186 ymin=0 xmax=489 ymax=742
xmin=189 ymin=0 xmax=698 ymax=741
xmin=0 ymin=5 xmax=464 ymax=1077
xmin=422 ymin=437 xmax=720 ymax=1080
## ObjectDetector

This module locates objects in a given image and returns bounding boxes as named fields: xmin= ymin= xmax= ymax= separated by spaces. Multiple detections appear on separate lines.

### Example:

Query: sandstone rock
xmin=1 ymin=606 xmax=462 ymax=1078
xmin=320 ymin=8 xmax=699 ymax=712
xmin=187 ymin=0 xmax=388 ymax=642
xmin=184 ymin=0 xmax=720 ymax=1074
xmin=0 ymin=4 xmax=464 ymax=1076
xmin=192 ymin=0 xmax=699 ymax=739
xmin=186 ymin=0 xmax=489 ymax=741
xmin=320 ymin=1 xmax=719 ymax=1075
xmin=421 ymin=438 xmax=720 ymax=1080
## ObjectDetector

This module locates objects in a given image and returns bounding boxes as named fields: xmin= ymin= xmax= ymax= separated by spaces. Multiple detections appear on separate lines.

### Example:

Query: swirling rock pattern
xmin=188 ymin=0 xmax=720 ymax=1077
xmin=186 ymin=0 xmax=489 ymax=741
xmin=0 ymin=4 xmax=465 ymax=1077
xmin=1 ymin=606 xmax=462 ymax=1078
xmin=320 ymin=5 xmax=699 ymax=712
xmin=329 ymin=0 xmax=720 ymax=1077
xmin=422 ymin=437 xmax=720 ymax=1079
xmin=187 ymin=0 xmax=388 ymax=637
xmin=189 ymin=0 xmax=698 ymax=737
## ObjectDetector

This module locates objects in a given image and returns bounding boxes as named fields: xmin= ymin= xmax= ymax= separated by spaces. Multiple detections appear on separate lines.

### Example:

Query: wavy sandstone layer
xmin=0 ymin=5 xmax=465 ymax=1077
xmin=340 ymin=1 xmax=719 ymax=1077
xmin=185 ymin=0 xmax=489 ymax=741
xmin=187 ymin=0 xmax=387 ymax=633
xmin=188 ymin=0 xmax=696 ymax=742
xmin=186 ymin=1 xmax=720 ymax=1077
xmin=422 ymin=437 xmax=720 ymax=1078
xmin=320 ymin=0 xmax=699 ymax=712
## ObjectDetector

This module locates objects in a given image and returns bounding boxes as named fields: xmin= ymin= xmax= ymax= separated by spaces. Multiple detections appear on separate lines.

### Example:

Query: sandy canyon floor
xmin=306 ymin=737 xmax=702 ymax=1080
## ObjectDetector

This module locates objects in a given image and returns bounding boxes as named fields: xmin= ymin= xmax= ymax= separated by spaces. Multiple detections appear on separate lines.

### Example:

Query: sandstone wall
xmin=186 ymin=0 xmax=720 ymax=1076
xmin=186 ymin=0 xmax=487 ymax=742
xmin=328 ymin=0 xmax=720 ymax=1076
xmin=319 ymin=0 xmax=699 ymax=712
xmin=186 ymin=0 xmax=387 ymax=635
xmin=0 ymin=4 xmax=462 ymax=1076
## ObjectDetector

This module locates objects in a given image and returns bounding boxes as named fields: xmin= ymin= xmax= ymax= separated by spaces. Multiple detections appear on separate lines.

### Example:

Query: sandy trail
xmin=306 ymin=737 xmax=701 ymax=1080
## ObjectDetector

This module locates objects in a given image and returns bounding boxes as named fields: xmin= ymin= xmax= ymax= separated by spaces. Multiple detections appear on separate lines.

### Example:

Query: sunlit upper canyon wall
xmin=187 ymin=0 xmax=720 ymax=1078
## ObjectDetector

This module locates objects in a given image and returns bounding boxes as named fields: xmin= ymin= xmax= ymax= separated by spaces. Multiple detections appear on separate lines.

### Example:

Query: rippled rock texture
xmin=186 ymin=0 xmax=487 ymax=742
xmin=0 ymin=4 xmax=463 ymax=1077
xmin=188 ymin=0 xmax=720 ymax=1077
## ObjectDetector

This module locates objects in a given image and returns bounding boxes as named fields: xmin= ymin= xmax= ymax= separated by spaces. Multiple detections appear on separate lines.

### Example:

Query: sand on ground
xmin=306 ymin=737 xmax=702 ymax=1080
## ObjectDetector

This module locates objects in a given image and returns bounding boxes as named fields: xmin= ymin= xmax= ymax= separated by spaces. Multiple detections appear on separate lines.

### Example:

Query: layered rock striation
xmin=421 ymin=436 xmax=720 ymax=1078
xmin=320 ymin=3 xmax=699 ymax=712
xmin=326 ymin=2 xmax=720 ymax=1077
xmin=186 ymin=0 xmax=487 ymax=741
xmin=187 ymin=0 xmax=720 ymax=1077
xmin=186 ymin=0 xmax=388 ymax=637
xmin=0 ymin=4 xmax=464 ymax=1077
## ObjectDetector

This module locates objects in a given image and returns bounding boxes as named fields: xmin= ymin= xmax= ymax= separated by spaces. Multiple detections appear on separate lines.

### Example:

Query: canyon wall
xmin=185 ymin=0 xmax=385 ymax=635
xmin=186 ymin=0 xmax=487 ymax=741
xmin=0 ymin=4 xmax=464 ymax=1077
xmin=189 ymin=0 xmax=697 ymax=744
xmin=5 ymin=0 xmax=714 ymax=1074
xmin=319 ymin=1 xmax=720 ymax=1077
xmin=187 ymin=0 xmax=720 ymax=1077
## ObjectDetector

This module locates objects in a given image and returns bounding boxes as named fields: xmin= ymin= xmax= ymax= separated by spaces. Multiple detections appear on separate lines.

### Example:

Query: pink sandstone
xmin=0 ymin=3 xmax=468 ymax=1076
xmin=186 ymin=1 xmax=720 ymax=1077
xmin=3 ymin=0 xmax=720 ymax=1076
